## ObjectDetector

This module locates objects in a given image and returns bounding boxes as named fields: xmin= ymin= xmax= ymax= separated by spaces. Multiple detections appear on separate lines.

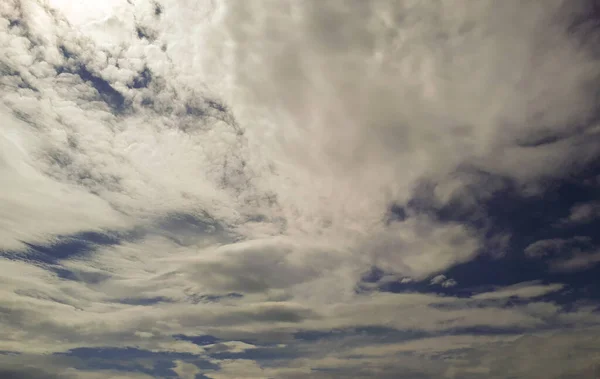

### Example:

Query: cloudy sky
xmin=1 ymin=0 xmax=600 ymax=378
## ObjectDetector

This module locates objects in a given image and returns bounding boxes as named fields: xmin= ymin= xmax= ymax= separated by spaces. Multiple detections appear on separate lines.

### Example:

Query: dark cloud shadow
xmin=116 ymin=296 xmax=173 ymax=306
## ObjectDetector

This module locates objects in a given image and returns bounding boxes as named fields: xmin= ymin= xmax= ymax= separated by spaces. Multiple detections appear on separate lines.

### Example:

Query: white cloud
xmin=347 ymin=334 xmax=521 ymax=358
xmin=430 ymin=275 xmax=447 ymax=285
xmin=472 ymin=282 xmax=565 ymax=300
xmin=0 ymin=103 xmax=131 ymax=251
xmin=441 ymin=279 xmax=458 ymax=288
xmin=447 ymin=329 xmax=600 ymax=379
xmin=430 ymin=274 xmax=458 ymax=288
xmin=203 ymin=340 xmax=257 ymax=354
xmin=0 ymin=353 xmax=156 ymax=379
xmin=172 ymin=360 xmax=201 ymax=379
xmin=203 ymin=359 xmax=312 ymax=379
xmin=0 ymin=238 xmax=582 ymax=356
xmin=525 ymin=237 xmax=600 ymax=272
xmin=202 ymin=0 xmax=600 ymax=216
xmin=2 ymin=0 xmax=598 ymax=276
xmin=2 ymin=0 xmax=600 ymax=377
xmin=204 ymin=327 xmax=600 ymax=378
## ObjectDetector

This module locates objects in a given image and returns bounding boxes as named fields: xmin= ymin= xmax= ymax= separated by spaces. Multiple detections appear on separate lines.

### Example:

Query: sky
xmin=1 ymin=0 xmax=600 ymax=378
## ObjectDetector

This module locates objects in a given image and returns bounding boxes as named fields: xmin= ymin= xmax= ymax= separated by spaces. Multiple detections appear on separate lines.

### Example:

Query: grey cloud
xmin=235 ymin=303 xmax=317 ymax=324
xmin=0 ymin=368 xmax=69 ymax=379
xmin=218 ymin=328 xmax=600 ymax=379
xmin=3 ymin=0 xmax=598 ymax=282
xmin=221 ymin=0 xmax=600 ymax=182
xmin=449 ymin=330 xmax=600 ymax=379
xmin=524 ymin=236 xmax=592 ymax=259
xmin=186 ymin=242 xmax=327 ymax=294
xmin=175 ymin=302 xmax=318 ymax=328
xmin=472 ymin=282 xmax=565 ymax=301
xmin=0 ymin=354 xmax=150 ymax=379
xmin=549 ymin=251 xmax=600 ymax=272
xmin=368 ymin=218 xmax=480 ymax=279
xmin=563 ymin=201 xmax=600 ymax=225
xmin=524 ymin=236 xmax=600 ymax=272
xmin=196 ymin=0 xmax=600 ymax=277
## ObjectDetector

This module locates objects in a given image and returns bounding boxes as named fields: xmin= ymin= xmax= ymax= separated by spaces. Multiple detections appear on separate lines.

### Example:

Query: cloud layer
xmin=1 ymin=0 xmax=600 ymax=377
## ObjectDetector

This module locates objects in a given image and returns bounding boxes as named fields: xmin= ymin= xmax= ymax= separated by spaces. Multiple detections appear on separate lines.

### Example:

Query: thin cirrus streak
xmin=1 ymin=0 xmax=600 ymax=378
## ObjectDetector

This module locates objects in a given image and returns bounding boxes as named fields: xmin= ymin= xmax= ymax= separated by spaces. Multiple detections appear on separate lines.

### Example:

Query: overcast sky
xmin=1 ymin=0 xmax=600 ymax=378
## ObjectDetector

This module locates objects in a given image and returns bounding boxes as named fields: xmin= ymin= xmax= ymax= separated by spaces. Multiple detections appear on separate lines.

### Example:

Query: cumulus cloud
xmin=2 ymin=0 xmax=600 ymax=377
xmin=430 ymin=274 xmax=458 ymax=288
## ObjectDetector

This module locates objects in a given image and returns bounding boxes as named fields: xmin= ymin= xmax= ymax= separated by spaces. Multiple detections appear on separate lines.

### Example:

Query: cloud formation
xmin=1 ymin=0 xmax=600 ymax=377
